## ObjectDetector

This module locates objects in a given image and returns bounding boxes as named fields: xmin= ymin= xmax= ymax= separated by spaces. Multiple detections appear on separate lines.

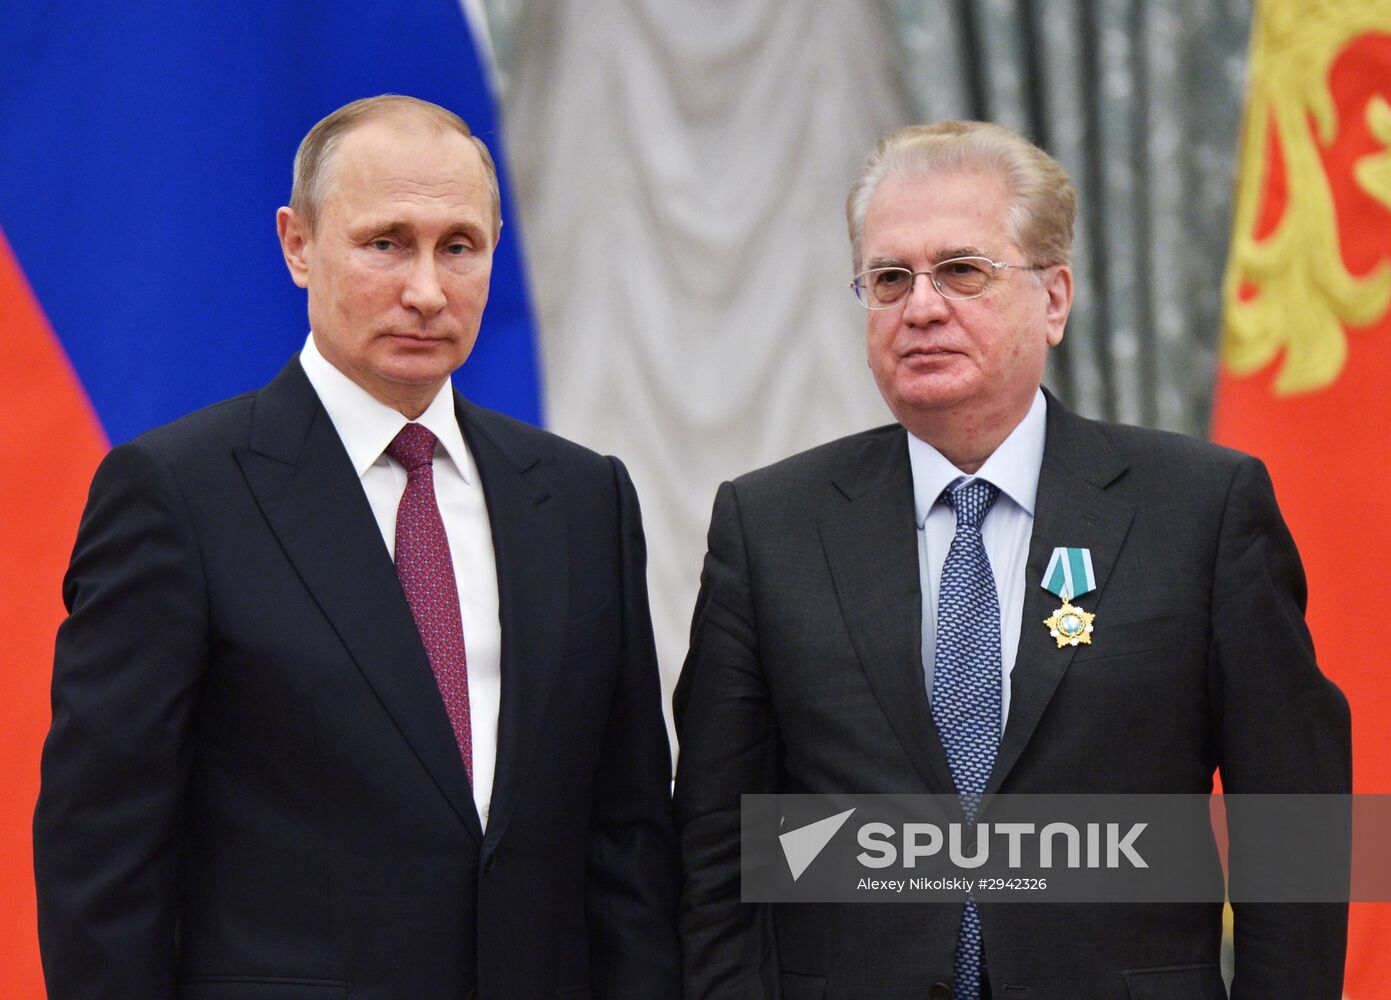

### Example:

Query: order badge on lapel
xmin=1041 ymin=547 xmax=1097 ymax=648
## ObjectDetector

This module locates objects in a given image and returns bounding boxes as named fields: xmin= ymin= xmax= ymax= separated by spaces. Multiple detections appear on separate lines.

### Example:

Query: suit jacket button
xmin=485 ymin=852 xmax=498 ymax=872
xmin=929 ymin=983 xmax=951 ymax=1000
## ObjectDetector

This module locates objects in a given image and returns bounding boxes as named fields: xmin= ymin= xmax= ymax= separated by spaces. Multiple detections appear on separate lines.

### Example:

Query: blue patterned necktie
xmin=931 ymin=479 xmax=1001 ymax=1000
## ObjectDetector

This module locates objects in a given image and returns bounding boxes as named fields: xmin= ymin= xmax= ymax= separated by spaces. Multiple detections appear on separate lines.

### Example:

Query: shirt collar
xmin=907 ymin=387 xmax=1047 ymax=527
xmin=297 ymin=332 xmax=471 ymax=482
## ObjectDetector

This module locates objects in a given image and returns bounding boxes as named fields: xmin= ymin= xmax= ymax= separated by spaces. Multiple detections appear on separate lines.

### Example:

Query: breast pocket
xmin=180 ymin=978 xmax=348 ymax=1000
xmin=1121 ymin=963 xmax=1225 ymax=999
xmin=778 ymin=972 xmax=827 ymax=1000
xmin=1072 ymin=613 xmax=1189 ymax=665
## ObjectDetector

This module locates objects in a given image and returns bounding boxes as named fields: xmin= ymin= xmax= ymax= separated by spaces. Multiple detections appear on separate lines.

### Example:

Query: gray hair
xmin=846 ymin=120 xmax=1075 ymax=271
xmin=290 ymin=94 xmax=501 ymax=236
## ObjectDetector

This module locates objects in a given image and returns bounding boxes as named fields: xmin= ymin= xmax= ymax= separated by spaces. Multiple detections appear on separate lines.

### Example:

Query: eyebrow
xmin=352 ymin=219 xmax=488 ymax=241
xmin=349 ymin=220 xmax=410 ymax=240
xmin=863 ymin=247 xmax=992 ymax=270
xmin=932 ymin=246 xmax=989 ymax=263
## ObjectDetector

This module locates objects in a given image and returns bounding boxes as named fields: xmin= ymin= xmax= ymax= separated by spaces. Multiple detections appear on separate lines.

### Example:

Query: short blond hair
xmin=846 ymin=120 xmax=1075 ymax=271
xmin=290 ymin=94 xmax=501 ymax=235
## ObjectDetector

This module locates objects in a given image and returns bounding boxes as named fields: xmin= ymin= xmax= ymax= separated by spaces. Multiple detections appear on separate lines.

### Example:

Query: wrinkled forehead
xmin=862 ymin=169 xmax=1017 ymax=261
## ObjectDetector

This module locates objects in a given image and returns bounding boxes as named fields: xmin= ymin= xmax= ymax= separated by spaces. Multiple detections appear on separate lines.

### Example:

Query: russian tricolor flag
xmin=1 ymin=5 xmax=539 ymax=992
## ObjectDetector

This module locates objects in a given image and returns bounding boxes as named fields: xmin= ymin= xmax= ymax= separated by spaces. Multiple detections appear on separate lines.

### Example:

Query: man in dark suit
xmin=673 ymin=121 xmax=1349 ymax=999
xmin=35 ymin=95 xmax=680 ymax=999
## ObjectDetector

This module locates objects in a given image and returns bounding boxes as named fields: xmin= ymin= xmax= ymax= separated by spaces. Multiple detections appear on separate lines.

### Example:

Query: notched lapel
xmin=457 ymin=400 xmax=568 ymax=850
xmin=987 ymin=401 xmax=1135 ymax=796
xmin=235 ymin=362 xmax=483 ymax=841
xmin=819 ymin=431 xmax=958 ymax=795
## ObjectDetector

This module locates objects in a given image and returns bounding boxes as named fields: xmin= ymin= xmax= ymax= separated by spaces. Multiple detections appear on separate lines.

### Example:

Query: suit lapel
xmin=456 ymin=399 xmax=568 ymax=851
xmin=234 ymin=361 xmax=483 ymax=841
xmin=818 ymin=429 xmax=958 ymax=795
xmin=986 ymin=395 xmax=1135 ymax=795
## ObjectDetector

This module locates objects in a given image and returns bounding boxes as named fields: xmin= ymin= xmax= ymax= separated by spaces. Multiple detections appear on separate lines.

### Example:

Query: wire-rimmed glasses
xmin=850 ymin=256 xmax=1046 ymax=308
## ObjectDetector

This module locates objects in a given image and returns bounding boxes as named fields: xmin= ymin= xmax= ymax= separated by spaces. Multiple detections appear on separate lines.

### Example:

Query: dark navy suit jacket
xmin=36 ymin=358 xmax=681 ymax=1000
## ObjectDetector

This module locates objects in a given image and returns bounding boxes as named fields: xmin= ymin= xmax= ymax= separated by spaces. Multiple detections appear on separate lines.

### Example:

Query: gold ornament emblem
xmin=1044 ymin=599 xmax=1096 ymax=649
xmin=1220 ymin=0 xmax=1391 ymax=396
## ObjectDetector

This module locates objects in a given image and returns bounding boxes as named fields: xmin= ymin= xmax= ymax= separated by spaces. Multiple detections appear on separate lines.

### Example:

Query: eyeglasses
xmin=850 ymin=256 xmax=1046 ymax=308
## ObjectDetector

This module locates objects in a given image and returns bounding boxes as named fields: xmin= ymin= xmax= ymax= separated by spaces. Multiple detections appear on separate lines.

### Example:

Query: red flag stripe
xmin=0 ymin=228 xmax=109 ymax=998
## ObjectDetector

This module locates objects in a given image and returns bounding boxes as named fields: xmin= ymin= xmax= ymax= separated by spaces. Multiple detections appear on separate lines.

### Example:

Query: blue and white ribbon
xmin=1041 ymin=547 xmax=1096 ymax=601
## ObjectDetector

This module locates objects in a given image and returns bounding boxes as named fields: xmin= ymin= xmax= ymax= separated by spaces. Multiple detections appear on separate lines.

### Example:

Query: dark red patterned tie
xmin=387 ymin=423 xmax=472 ymax=783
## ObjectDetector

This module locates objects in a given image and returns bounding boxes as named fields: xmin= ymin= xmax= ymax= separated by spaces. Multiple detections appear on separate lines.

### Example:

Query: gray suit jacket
xmin=673 ymin=393 xmax=1349 ymax=1000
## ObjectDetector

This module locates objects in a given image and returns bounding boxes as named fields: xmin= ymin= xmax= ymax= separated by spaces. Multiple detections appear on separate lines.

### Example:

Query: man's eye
xmin=370 ymin=239 xmax=395 ymax=251
xmin=942 ymin=260 xmax=985 ymax=277
xmin=444 ymin=242 xmax=472 ymax=255
xmin=875 ymin=270 xmax=908 ymax=287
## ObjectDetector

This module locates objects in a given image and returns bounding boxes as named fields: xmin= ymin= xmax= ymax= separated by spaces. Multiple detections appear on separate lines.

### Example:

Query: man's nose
xmin=401 ymin=254 xmax=448 ymax=316
xmin=901 ymin=272 xmax=951 ymax=324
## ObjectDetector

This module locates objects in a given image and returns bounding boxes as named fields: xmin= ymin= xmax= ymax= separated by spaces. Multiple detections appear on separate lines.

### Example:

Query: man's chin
xmin=361 ymin=353 xmax=461 ymax=396
xmin=884 ymin=373 xmax=978 ymax=414
xmin=378 ymin=363 xmax=458 ymax=388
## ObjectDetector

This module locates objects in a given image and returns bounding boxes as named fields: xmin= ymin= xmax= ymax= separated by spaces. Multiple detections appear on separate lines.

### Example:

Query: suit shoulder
xmin=78 ymin=389 xmax=263 ymax=525
xmin=1050 ymin=408 xmax=1277 ymax=523
xmin=118 ymin=390 xmax=258 ymax=462
xmin=729 ymin=424 xmax=903 ymax=492
xmin=1087 ymin=416 xmax=1257 ymax=484
xmin=709 ymin=424 xmax=905 ymax=525
xmin=460 ymin=399 xmax=616 ymax=474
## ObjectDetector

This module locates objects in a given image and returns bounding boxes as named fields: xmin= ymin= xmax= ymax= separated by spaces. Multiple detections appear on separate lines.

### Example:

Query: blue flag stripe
xmin=0 ymin=1 xmax=541 ymax=443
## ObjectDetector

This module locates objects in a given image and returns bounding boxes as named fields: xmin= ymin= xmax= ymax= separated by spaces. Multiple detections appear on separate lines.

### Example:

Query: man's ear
xmin=277 ymin=207 xmax=311 ymax=289
xmin=1043 ymin=264 xmax=1074 ymax=347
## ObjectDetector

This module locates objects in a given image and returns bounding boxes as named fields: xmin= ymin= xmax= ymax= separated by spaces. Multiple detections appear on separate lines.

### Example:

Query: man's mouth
xmin=903 ymin=346 xmax=957 ymax=358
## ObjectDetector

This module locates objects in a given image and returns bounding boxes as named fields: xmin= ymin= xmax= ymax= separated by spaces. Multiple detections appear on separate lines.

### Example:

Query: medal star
xmin=1044 ymin=599 xmax=1096 ymax=649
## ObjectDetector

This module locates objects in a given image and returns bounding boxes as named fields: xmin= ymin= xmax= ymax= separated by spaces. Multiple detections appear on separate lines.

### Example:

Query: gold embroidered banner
xmin=1215 ymin=4 xmax=1391 ymax=996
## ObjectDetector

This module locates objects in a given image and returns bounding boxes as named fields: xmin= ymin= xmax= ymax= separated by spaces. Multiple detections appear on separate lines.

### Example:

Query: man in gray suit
xmin=673 ymin=121 xmax=1349 ymax=1000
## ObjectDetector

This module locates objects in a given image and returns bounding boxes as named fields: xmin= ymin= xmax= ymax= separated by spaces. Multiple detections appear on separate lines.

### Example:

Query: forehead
xmin=322 ymin=121 xmax=489 ymax=220
xmin=862 ymin=169 xmax=1015 ymax=260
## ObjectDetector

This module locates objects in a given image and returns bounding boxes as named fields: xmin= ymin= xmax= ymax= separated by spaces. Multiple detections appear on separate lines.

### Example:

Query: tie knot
xmin=386 ymin=423 xmax=439 ymax=473
xmin=941 ymin=479 xmax=999 ymax=531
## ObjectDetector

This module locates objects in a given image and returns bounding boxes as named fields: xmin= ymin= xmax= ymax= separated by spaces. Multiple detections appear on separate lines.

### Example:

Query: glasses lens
xmin=934 ymin=258 xmax=992 ymax=298
xmin=862 ymin=268 xmax=913 ymax=307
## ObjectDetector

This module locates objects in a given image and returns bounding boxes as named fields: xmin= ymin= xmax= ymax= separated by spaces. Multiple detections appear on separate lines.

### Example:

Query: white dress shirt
xmin=909 ymin=388 xmax=1047 ymax=732
xmin=299 ymin=333 xmax=501 ymax=828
